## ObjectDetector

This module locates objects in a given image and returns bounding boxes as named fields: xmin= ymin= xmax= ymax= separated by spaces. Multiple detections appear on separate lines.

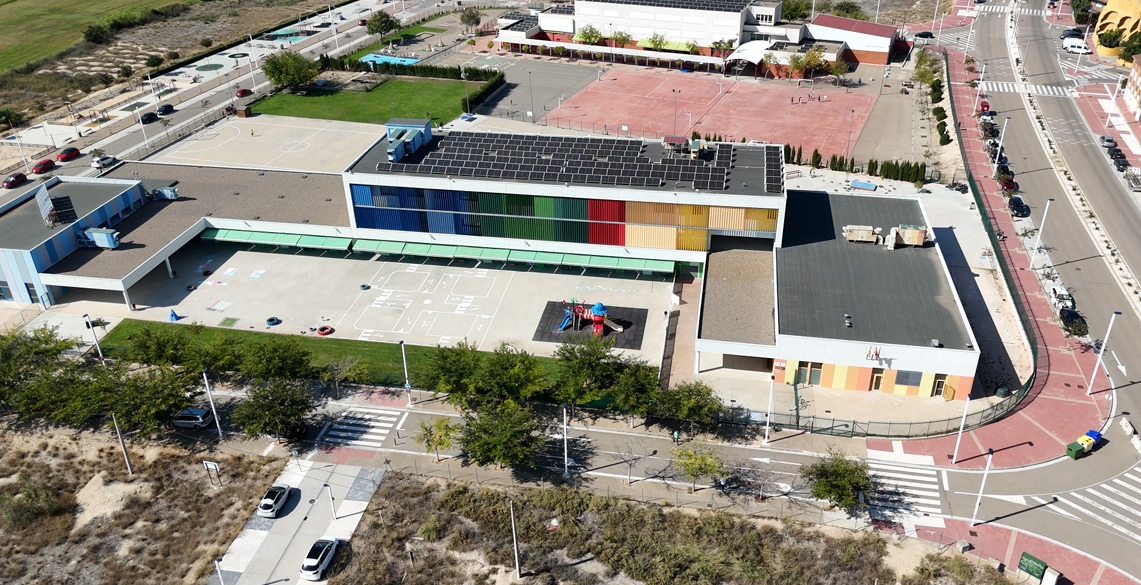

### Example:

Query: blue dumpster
xmin=1085 ymin=430 xmax=1103 ymax=444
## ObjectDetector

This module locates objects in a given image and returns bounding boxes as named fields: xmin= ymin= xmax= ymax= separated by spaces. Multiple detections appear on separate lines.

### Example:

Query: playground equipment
xmin=559 ymin=300 xmax=624 ymax=337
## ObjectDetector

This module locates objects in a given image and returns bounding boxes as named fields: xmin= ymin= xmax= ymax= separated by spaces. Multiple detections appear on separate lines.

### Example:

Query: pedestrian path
xmin=970 ymin=4 xmax=1046 ymax=14
xmin=866 ymin=461 xmax=944 ymax=516
xmin=321 ymin=406 xmax=403 ymax=450
xmin=1047 ymin=465 xmax=1141 ymax=546
xmin=980 ymin=80 xmax=1072 ymax=97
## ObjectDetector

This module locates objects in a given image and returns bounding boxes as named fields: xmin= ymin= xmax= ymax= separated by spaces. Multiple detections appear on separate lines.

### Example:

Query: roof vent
xmin=930 ymin=339 xmax=942 ymax=348
xmin=253 ymin=216 xmax=260 ymax=220
xmin=844 ymin=319 xmax=852 ymax=328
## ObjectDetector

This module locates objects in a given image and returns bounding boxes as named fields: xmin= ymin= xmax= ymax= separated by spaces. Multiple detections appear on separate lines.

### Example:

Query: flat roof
xmin=578 ymin=0 xmax=751 ymax=13
xmin=699 ymin=236 xmax=775 ymax=345
xmin=0 ymin=181 xmax=131 ymax=251
xmin=44 ymin=163 xmax=348 ymax=280
xmin=775 ymin=191 xmax=971 ymax=349
xmin=810 ymin=13 xmax=898 ymax=38
xmin=349 ymin=130 xmax=784 ymax=197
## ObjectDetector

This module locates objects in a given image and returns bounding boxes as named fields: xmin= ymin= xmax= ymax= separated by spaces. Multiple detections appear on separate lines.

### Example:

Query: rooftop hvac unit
xmin=898 ymin=224 xmax=928 ymax=246
xmin=152 ymin=187 xmax=179 ymax=200
xmin=842 ymin=224 xmax=879 ymax=243
xmin=85 ymin=228 xmax=120 ymax=249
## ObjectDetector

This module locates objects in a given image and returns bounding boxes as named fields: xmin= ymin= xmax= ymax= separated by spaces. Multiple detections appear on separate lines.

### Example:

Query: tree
xmin=111 ymin=366 xmax=198 ymax=435
xmin=475 ymin=343 xmax=547 ymax=406
xmin=1121 ymin=32 xmax=1141 ymax=59
xmin=673 ymin=443 xmax=724 ymax=492
xmin=608 ymin=358 xmax=661 ymax=425
xmin=801 ymin=45 xmax=827 ymax=75
xmin=416 ymin=417 xmax=460 ymax=461
xmin=232 ymin=379 xmax=316 ymax=439
xmin=182 ymin=334 xmax=241 ymax=374
xmin=685 ymin=40 xmax=699 ymax=54
xmin=0 ymin=107 xmax=25 ymax=129
xmin=648 ymin=32 xmax=668 ymax=52
xmin=831 ymin=0 xmax=869 ymax=19
xmin=459 ymin=399 xmax=544 ymax=468
xmin=367 ymin=11 xmax=401 ymax=37
xmin=578 ymin=24 xmax=603 ymax=45
xmin=614 ymin=437 xmax=655 ymax=484
xmin=653 ymin=380 xmax=723 ymax=433
xmin=612 ymin=30 xmax=632 ymax=51
xmin=1100 ymin=28 xmax=1125 ymax=48
xmin=415 ymin=340 xmax=482 ymax=408
xmin=261 ymin=51 xmax=320 ymax=89
xmin=0 ymin=327 xmax=76 ymax=411
xmin=829 ymin=60 xmax=849 ymax=84
xmin=145 ymin=54 xmax=164 ymax=68
xmin=459 ymin=7 xmax=482 ymax=32
xmin=83 ymin=24 xmax=113 ymax=44
xmin=811 ymin=148 xmax=822 ymax=168
xmin=554 ymin=335 xmax=620 ymax=410
xmin=239 ymin=336 xmax=313 ymax=381
xmin=787 ymin=53 xmax=805 ymax=78
xmin=322 ymin=355 xmax=370 ymax=399
xmin=760 ymin=52 xmax=776 ymax=78
xmin=126 ymin=323 xmax=188 ymax=365
xmin=781 ymin=0 xmax=812 ymax=21
xmin=800 ymin=450 xmax=878 ymax=514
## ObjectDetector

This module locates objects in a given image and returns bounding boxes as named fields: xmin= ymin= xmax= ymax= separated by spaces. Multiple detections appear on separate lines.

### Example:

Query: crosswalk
xmin=979 ymin=80 xmax=1073 ymax=97
xmin=971 ymin=4 xmax=1046 ymax=14
xmin=1044 ymin=465 xmax=1141 ymax=546
xmin=866 ymin=461 xmax=944 ymax=519
xmin=322 ymin=406 xmax=403 ymax=450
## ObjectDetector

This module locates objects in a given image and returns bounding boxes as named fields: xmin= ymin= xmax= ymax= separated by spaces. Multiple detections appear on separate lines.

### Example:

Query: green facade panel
xmin=534 ymin=196 xmax=557 ymax=218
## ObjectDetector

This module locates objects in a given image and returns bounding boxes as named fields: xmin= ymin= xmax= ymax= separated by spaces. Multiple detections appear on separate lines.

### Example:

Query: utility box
xmin=237 ymin=107 xmax=252 ymax=118
xmin=1065 ymin=442 xmax=1083 ymax=460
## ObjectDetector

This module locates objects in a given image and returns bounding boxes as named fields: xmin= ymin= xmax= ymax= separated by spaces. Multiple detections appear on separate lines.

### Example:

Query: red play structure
xmin=559 ymin=299 xmax=624 ymax=337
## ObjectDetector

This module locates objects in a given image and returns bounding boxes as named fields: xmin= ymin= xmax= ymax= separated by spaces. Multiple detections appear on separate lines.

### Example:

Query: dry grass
xmin=0 ymin=422 xmax=285 ymax=585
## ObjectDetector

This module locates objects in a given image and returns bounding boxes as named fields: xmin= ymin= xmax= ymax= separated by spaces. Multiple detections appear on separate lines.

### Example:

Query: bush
xmin=83 ymin=24 xmax=113 ymax=44
xmin=145 ymin=55 xmax=164 ymax=68
xmin=200 ymin=38 xmax=213 ymax=48
xmin=810 ymin=148 xmax=822 ymax=168
xmin=117 ymin=65 xmax=132 ymax=78
xmin=458 ymin=71 xmax=506 ymax=115
xmin=930 ymin=88 xmax=944 ymax=103
xmin=936 ymin=121 xmax=947 ymax=135
xmin=933 ymin=106 xmax=947 ymax=121
xmin=1100 ymin=29 xmax=1124 ymax=48
xmin=166 ymin=51 xmax=180 ymax=60
xmin=939 ymin=133 xmax=953 ymax=145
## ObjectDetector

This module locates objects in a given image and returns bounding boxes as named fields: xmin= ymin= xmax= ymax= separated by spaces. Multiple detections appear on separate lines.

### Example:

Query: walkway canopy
xmin=724 ymin=40 xmax=778 ymax=65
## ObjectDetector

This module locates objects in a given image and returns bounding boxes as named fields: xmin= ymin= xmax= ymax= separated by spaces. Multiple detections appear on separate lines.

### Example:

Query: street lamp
xmin=528 ymin=70 xmax=535 ymax=125
xmin=562 ymin=403 xmax=569 ymax=475
xmin=763 ymin=375 xmax=775 ymax=445
xmin=82 ymin=313 xmax=105 ymax=363
xmin=400 ymin=340 xmax=412 ymax=406
xmin=461 ymin=68 xmax=471 ymax=113
xmin=1028 ymin=199 xmax=1054 ymax=270
xmin=1087 ymin=311 xmax=1122 ymax=396
xmin=969 ymin=448 xmax=994 ymax=526
xmin=972 ymin=62 xmax=986 ymax=113
xmin=672 ymin=89 xmax=681 ymax=136
xmin=202 ymin=368 xmax=224 ymax=441
xmin=951 ymin=392 xmax=972 ymax=464
xmin=214 ymin=558 xmax=226 ymax=585
xmin=991 ymin=116 xmax=1011 ymax=174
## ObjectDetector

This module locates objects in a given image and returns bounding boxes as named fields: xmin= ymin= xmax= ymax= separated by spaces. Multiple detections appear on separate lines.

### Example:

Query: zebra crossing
xmin=866 ymin=461 xmax=944 ymax=519
xmin=971 ymin=4 xmax=1046 ymax=14
xmin=1044 ymin=466 xmax=1141 ymax=546
xmin=979 ymin=81 xmax=1073 ymax=97
xmin=321 ymin=406 xmax=404 ymax=450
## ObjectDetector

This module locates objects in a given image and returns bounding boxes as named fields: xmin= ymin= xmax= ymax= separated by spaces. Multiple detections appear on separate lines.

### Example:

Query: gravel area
xmin=699 ymin=236 xmax=776 ymax=345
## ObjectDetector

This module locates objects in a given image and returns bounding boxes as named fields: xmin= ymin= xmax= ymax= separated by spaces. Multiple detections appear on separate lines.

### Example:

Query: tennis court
xmin=542 ymin=68 xmax=877 ymax=158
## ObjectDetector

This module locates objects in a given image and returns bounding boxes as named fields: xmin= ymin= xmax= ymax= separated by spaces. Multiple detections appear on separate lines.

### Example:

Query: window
xmin=933 ymin=374 xmax=948 ymax=397
xmin=24 ymin=283 xmax=37 ymax=304
xmin=896 ymin=370 xmax=923 ymax=387
xmin=751 ymin=33 xmax=770 ymax=41
xmin=871 ymin=368 xmax=884 ymax=391
xmin=758 ymin=13 xmax=773 ymax=23
xmin=0 ymin=284 xmax=10 ymax=301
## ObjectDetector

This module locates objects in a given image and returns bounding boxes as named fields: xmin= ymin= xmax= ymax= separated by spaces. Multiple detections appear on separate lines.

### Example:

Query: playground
xmin=147 ymin=114 xmax=382 ymax=173
xmin=540 ymin=68 xmax=877 ymax=157
xmin=62 ymin=241 xmax=673 ymax=363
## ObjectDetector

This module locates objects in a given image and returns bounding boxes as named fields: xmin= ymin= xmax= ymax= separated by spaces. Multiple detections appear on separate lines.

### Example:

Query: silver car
xmin=172 ymin=408 xmax=213 ymax=430
xmin=300 ymin=536 xmax=338 ymax=581
xmin=256 ymin=483 xmax=291 ymax=518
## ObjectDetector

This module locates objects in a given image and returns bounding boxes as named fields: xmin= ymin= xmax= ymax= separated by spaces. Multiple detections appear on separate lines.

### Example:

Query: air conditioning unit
xmin=152 ymin=187 xmax=179 ymax=200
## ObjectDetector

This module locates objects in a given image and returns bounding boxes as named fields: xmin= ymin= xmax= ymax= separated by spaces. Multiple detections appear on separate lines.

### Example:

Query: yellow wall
xmin=1096 ymin=0 xmax=1141 ymax=45
xmin=831 ymin=364 xmax=849 ymax=389
xmin=709 ymin=206 xmax=747 ymax=229
xmin=881 ymin=369 xmax=897 ymax=393
xmin=821 ymin=363 xmax=836 ymax=388
xmin=918 ymin=372 xmax=936 ymax=398
xmin=745 ymin=208 xmax=780 ymax=232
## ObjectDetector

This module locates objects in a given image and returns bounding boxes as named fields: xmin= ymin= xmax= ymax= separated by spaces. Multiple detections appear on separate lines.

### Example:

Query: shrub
xmin=145 ymin=55 xmax=164 ymax=68
xmin=810 ymin=148 xmax=822 ymax=168
xmin=933 ymin=106 xmax=947 ymax=121
xmin=166 ymin=50 xmax=180 ymax=60
xmin=936 ymin=121 xmax=947 ymax=134
xmin=83 ymin=24 xmax=113 ymax=44
xmin=1100 ymin=28 xmax=1124 ymax=48
xmin=117 ymin=65 xmax=132 ymax=78
xmin=200 ymin=38 xmax=213 ymax=48
xmin=939 ymin=133 xmax=953 ymax=145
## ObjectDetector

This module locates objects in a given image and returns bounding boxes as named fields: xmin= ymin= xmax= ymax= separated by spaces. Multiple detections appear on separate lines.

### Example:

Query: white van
xmin=1064 ymin=38 xmax=1091 ymax=54
xmin=1050 ymin=285 xmax=1075 ymax=310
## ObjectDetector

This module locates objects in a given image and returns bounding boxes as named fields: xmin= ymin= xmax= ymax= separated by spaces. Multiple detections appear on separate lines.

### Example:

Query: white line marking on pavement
xmin=942 ymin=470 xmax=949 ymax=491
xmin=315 ymin=421 xmax=332 ymax=443
xmin=397 ymin=411 xmax=409 ymax=430
xmin=1063 ymin=493 xmax=1141 ymax=542
xmin=262 ymin=442 xmax=275 ymax=456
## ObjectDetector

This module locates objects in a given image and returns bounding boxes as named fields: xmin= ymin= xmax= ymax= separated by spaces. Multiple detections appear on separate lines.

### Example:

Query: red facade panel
xmin=588 ymin=200 xmax=625 ymax=245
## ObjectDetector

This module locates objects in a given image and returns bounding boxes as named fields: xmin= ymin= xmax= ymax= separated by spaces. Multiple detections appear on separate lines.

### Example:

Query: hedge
xmin=461 ymin=71 xmax=506 ymax=113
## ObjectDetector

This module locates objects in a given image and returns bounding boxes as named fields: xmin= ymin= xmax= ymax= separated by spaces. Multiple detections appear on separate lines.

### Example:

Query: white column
xmin=165 ymin=257 xmax=174 ymax=278
xmin=123 ymin=290 xmax=133 ymax=310
xmin=969 ymin=448 xmax=994 ymax=525
xmin=1087 ymin=311 xmax=1122 ymax=396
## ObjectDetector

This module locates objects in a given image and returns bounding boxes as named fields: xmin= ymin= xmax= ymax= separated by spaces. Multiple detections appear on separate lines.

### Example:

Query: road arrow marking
xmin=1112 ymin=351 xmax=1127 ymax=375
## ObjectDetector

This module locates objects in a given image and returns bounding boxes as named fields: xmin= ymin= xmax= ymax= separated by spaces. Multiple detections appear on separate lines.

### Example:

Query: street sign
xmin=1019 ymin=552 xmax=1047 ymax=580
xmin=404 ymin=383 xmax=411 ymax=390
xmin=203 ymin=461 xmax=220 ymax=472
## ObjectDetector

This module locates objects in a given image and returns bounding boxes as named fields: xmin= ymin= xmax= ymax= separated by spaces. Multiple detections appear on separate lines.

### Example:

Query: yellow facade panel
xmin=918 ymin=372 xmax=936 ymax=398
xmin=821 ymin=363 xmax=836 ymax=388
xmin=744 ymin=208 xmax=779 ymax=232
xmin=625 ymin=224 xmax=678 ymax=249
xmin=626 ymin=202 xmax=679 ymax=226
xmin=831 ymin=365 xmax=849 ymax=389
xmin=880 ymin=370 xmax=897 ymax=394
xmin=678 ymin=204 xmax=709 ymax=227
xmin=676 ymin=228 xmax=708 ymax=251
xmin=708 ymin=206 xmax=746 ymax=229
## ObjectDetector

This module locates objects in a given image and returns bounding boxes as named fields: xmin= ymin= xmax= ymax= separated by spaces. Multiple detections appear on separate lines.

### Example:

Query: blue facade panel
xmin=351 ymin=184 xmax=374 ymax=206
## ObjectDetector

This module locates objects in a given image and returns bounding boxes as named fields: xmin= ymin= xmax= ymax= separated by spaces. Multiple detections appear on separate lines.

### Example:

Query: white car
xmin=1065 ymin=44 xmax=1092 ymax=54
xmin=91 ymin=155 xmax=116 ymax=169
xmin=300 ymin=536 xmax=338 ymax=581
xmin=256 ymin=483 xmax=291 ymax=518
xmin=172 ymin=407 xmax=213 ymax=430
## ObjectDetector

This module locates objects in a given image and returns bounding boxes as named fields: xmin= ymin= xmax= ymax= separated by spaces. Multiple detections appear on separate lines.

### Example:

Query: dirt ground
xmin=0 ymin=422 xmax=285 ymax=585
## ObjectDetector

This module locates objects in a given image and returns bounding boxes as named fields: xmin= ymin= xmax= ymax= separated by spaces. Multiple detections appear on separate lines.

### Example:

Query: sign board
xmin=1042 ymin=568 xmax=1060 ymax=585
xmin=1019 ymin=552 xmax=1047 ymax=580
xmin=404 ymin=383 xmax=411 ymax=390
xmin=203 ymin=461 xmax=220 ymax=472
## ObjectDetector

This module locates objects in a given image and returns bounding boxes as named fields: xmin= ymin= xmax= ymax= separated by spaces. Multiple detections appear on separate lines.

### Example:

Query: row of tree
xmin=781 ymin=143 xmax=929 ymax=182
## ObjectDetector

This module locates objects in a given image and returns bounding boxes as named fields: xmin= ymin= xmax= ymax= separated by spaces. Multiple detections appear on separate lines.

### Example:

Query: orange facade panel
xmin=708 ymin=206 xmax=746 ymax=229
xmin=676 ymin=228 xmax=708 ymax=251
xmin=678 ymin=204 xmax=709 ymax=227
xmin=625 ymin=224 xmax=678 ymax=249
xmin=626 ymin=202 xmax=680 ymax=226
xmin=744 ymin=208 xmax=780 ymax=232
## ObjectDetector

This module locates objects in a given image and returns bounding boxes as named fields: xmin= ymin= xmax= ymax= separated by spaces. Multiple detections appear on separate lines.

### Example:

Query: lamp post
xmin=972 ymin=62 xmax=986 ymax=113
xmin=562 ymin=403 xmax=569 ymax=475
xmin=931 ymin=0 xmax=940 ymax=32
xmin=969 ymin=448 xmax=994 ymax=526
xmin=964 ymin=15 xmax=978 ymax=62
xmin=528 ymin=70 xmax=536 ymax=125
xmin=82 ymin=313 xmax=105 ymax=363
xmin=461 ymin=68 xmax=471 ymax=113
xmin=1087 ymin=311 xmax=1122 ymax=396
xmin=1028 ymin=199 xmax=1054 ymax=270
xmin=214 ymin=558 xmax=226 ymax=585
xmin=763 ymin=374 xmax=775 ymax=445
xmin=202 ymin=369 xmax=224 ymax=441
xmin=991 ymin=116 xmax=1011 ymax=174
xmin=951 ymin=392 xmax=972 ymax=464
xmin=875 ymin=0 xmax=882 ymax=22
xmin=400 ymin=340 xmax=411 ymax=406
xmin=672 ymin=89 xmax=681 ymax=136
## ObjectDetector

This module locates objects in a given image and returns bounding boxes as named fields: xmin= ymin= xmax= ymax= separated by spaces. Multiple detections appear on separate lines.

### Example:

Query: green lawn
xmin=250 ymin=78 xmax=479 ymax=126
xmin=349 ymin=25 xmax=448 ymax=61
xmin=100 ymin=318 xmax=557 ymax=384
xmin=0 ymin=0 xmax=178 ymax=72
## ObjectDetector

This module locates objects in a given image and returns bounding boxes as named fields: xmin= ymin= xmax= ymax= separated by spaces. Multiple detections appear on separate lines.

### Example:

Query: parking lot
xmin=54 ymin=241 xmax=674 ymax=363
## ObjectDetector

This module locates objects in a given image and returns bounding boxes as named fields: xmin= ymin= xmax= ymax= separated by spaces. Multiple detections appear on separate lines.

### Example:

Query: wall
xmin=346 ymin=184 xmax=779 ymax=253
xmin=574 ymin=0 xmax=745 ymax=47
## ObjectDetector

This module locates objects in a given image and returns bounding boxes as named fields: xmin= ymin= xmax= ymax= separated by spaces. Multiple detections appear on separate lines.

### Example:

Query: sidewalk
xmin=1074 ymin=83 xmax=1138 ymax=155
xmin=864 ymin=47 xmax=1111 ymax=469
xmin=904 ymin=0 xmax=978 ymax=33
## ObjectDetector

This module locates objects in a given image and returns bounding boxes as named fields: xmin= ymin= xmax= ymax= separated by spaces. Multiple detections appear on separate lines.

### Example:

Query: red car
xmin=32 ymin=159 xmax=55 ymax=174
xmin=56 ymin=147 xmax=81 ymax=162
xmin=358 ymin=19 xmax=368 ymax=26
xmin=235 ymin=88 xmax=253 ymax=98
xmin=999 ymin=179 xmax=1017 ymax=192
xmin=3 ymin=172 xmax=27 ymax=189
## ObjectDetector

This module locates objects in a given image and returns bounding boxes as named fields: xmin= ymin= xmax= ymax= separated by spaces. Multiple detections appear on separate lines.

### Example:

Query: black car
xmin=1115 ymin=158 xmax=1130 ymax=172
xmin=156 ymin=104 xmax=174 ymax=115
xmin=1060 ymin=28 xmax=1084 ymax=39
xmin=1108 ymin=147 xmax=1126 ymax=160
xmin=140 ymin=112 xmax=159 ymax=124
xmin=997 ymin=163 xmax=1012 ymax=177
xmin=915 ymin=31 xmax=934 ymax=39
xmin=1059 ymin=308 xmax=1088 ymax=335
xmin=981 ymin=126 xmax=999 ymax=138
xmin=1008 ymin=196 xmax=1031 ymax=217
xmin=990 ymin=151 xmax=1008 ymax=165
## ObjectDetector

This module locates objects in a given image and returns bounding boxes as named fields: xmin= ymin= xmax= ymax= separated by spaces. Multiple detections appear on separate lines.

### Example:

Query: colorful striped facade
xmin=774 ymin=360 xmax=973 ymax=401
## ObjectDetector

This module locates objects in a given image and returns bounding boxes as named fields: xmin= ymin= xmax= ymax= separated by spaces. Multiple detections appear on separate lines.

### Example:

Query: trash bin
xmin=1078 ymin=435 xmax=1095 ymax=452
xmin=1066 ymin=442 xmax=1084 ymax=460
xmin=1085 ymin=430 xmax=1103 ymax=444
xmin=995 ymin=386 xmax=1010 ymax=398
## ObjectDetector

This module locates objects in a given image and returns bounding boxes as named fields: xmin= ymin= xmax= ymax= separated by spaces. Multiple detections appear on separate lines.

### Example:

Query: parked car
xmin=1114 ymin=158 xmax=1130 ymax=172
xmin=1050 ymin=285 xmax=1075 ymax=310
xmin=990 ymin=151 xmax=1008 ymax=165
xmin=300 ymin=536 xmax=339 ymax=581
xmin=997 ymin=163 xmax=1012 ymax=177
xmin=1099 ymin=135 xmax=1117 ymax=148
xmin=172 ymin=407 xmax=214 ymax=430
xmin=156 ymin=104 xmax=175 ymax=115
xmin=1059 ymin=308 xmax=1087 ymax=333
xmin=1060 ymin=28 xmax=1084 ymax=39
xmin=140 ymin=112 xmax=159 ymax=124
xmin=91 ymin=155 xmax=116 ymax=169
xmin=1008 ymin=196 xmax=1031 ymax=217
xmin=1109 ymin=147 xmax=1126 ymax=160
xmin=999 ymin=178 xmax=1018 ymax=191
xmin=1064 ymin=40 xmax=1092 ymax=54
xmin=915 ymin=31 xmax=934 ymax=39
xmin=32 ymin=159 xmax=55 ymax=174
xmin=3 ymin=172 xmax=27 ymax=189
xmin=980 ymin=109 xmax=998 ymax=117
xmin=55 ymin=147 xmax=81 ymax=161
xmin=981 ymin=125 xmax=999 ymax=138
xmin=358 ymin=18 xmax=368 ymax=25
xmin=257 ymin=483 xmax=291 ymax=518
xmin=235 ymin=88 xmax=253 ymax=97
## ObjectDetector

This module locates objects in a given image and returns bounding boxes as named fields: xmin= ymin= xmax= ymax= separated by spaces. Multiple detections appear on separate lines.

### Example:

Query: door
xmin=808 ymin=363 xmax=823 ymax=385
xmin=871 ymin=368 xmax=884 ymax=391
xmin=933 ymin=375 xmax=947 ymax=398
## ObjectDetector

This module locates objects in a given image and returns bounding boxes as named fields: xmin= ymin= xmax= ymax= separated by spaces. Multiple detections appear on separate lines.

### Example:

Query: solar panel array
xmin=764 ymin=145 xmax=783 ymax=194
xmin=588 ymin=0 xmax=750 ymax=13
xmin=500 ymin=11 xmax=539 ymax=30
xmin=548 ymin=4 xmax=575 ymax=13
xmin=374 ymin=132 xmax=735 ymax=190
